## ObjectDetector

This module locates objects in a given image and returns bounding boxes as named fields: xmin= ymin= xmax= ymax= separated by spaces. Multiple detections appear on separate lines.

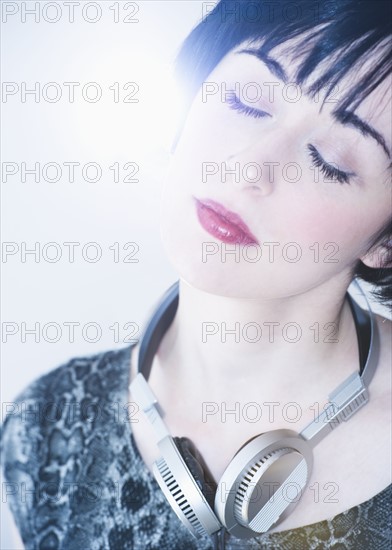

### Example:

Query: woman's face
xmin=160 ymin=39 xmax=391 ymax=299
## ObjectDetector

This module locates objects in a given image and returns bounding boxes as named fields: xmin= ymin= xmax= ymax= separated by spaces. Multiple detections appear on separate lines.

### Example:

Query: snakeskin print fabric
xmin=1 ymin=343 xmax=391 ymax=549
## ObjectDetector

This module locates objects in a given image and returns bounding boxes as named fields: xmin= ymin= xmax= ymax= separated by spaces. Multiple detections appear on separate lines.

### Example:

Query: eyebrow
xmin=236 ymin=48 xmax=289 ymax=83
xmin=333 ymin=110 xmax=391 ymax=159
xmin=235 ymin=47 xmax=391 ymax=160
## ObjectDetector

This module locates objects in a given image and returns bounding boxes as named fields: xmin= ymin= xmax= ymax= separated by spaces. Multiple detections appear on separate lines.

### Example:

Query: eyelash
xmin=225 ymin=91 xmax=353 ymax=185
xmin=307 ymin=144 xmax=352 ymax=185
xmin=225 ymin=91 xmax=271 ymax=119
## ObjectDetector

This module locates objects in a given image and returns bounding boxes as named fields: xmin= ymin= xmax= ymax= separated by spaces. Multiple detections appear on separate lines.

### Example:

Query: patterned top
xmin=1 ymin=343 xmax=391 ymax=550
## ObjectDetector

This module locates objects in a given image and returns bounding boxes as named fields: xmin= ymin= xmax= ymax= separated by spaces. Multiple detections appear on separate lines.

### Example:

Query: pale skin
xmin=129 ymin=36 xmax=392 ymax=534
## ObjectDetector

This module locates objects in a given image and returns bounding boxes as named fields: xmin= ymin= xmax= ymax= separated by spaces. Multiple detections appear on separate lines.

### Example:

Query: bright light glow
xmin=73 ymin=50 xmax=185 ymax=168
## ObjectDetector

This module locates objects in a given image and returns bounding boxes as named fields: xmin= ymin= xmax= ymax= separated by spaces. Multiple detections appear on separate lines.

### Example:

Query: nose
xmin=225 ymin=140 xmax=278 ymax=197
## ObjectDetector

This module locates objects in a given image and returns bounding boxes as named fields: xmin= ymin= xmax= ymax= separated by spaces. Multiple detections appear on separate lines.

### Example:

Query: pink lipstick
xmin=193 ymin=197 xmax=259 ymax=245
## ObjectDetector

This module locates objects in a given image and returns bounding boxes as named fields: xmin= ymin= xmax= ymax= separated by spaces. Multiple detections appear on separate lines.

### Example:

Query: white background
xmin=1 ymin=2 xmax=215 ymax=547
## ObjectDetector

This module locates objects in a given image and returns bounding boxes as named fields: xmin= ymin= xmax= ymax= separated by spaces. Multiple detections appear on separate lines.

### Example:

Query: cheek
xmin=247 ymin=180 xmax=362 ymax=276
xmin=278 ymin=188 xmax=388 ymax=271
xmin=282 ymin=199 xmax=350 ymax=245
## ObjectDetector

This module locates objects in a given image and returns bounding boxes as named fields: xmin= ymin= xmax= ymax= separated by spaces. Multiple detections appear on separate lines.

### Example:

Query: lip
xmin=193 ymin=196 xmax=259 ymax=245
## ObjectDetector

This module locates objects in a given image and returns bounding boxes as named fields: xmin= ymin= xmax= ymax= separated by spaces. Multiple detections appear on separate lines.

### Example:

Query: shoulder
xmin=0 ymin=344 xmax=134 ymax=547
xmin=363 ymin=314 xmax=392 ymax=480
xmin=373 ymin=313 xmax=391 ymax=391
xmin=374 ymin=312 xmax=392 ymax=349
xmin=370 ymin=313 xmax=391 ymax=425
xmin=1 ymin=344 xmax=134 ymax=453
xmin=1 ymin=344 xmax=133 ymax=443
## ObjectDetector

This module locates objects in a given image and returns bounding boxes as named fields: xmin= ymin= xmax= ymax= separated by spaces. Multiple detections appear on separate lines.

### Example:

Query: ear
xmin=360 ymin=240 xmax=392 ymax=269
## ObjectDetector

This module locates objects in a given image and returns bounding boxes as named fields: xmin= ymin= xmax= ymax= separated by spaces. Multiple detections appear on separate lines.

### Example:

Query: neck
xmin=152 ymin=276 xmax=359 ymax=393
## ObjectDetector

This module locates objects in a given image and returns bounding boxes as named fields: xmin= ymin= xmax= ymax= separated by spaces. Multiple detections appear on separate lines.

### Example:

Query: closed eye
xmin=307 ymin=144 xmax=355 ymax=185
xmin=225 ymin=91 xmax=272 ymax=119
xmin=225 ymin=91 xmax=355 ymax=185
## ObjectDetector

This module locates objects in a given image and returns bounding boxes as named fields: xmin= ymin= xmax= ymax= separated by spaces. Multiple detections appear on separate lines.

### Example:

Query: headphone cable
xmin=212 ymin=528 xmax=226 ymax=550
xmin=212 ymin=530 xmax=266 ymax=549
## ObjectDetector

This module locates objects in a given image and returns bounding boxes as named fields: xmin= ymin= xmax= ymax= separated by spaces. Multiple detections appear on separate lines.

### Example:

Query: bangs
xmin=174 ymin=0 xmax=392 ymax=115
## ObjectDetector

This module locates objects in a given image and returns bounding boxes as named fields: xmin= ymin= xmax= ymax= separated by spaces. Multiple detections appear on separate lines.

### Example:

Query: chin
xmin=161 ymin=248 xmax=282 ymax=299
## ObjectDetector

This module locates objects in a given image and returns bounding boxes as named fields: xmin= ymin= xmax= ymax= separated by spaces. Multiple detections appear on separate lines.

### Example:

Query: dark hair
xmin=173 ymin=0 xmax=392 ymax=310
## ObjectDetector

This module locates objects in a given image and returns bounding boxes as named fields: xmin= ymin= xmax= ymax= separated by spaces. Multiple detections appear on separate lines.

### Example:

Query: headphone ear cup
xmin=232 ymin=433 xmax=263 ymax=458
xmin=173 ymin=436 xmax=217 ymax=509
xmin=215 ymin=429 xmax=313 ymax=539
xmin=153 ymin=435 xmax=222 ymax=537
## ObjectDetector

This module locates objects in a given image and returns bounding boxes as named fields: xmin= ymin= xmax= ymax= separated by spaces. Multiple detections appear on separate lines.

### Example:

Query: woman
xmin=1 ymin=0 xmax=391 ymax=548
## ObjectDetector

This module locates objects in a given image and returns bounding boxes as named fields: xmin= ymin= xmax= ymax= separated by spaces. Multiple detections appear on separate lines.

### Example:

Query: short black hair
xmin=173 ymin=0 xmax=392 ymax=310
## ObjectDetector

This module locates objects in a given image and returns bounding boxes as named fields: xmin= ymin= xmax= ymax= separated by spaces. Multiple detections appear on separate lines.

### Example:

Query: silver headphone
xmin=129 ymin=278 xmax=379 ymax=540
